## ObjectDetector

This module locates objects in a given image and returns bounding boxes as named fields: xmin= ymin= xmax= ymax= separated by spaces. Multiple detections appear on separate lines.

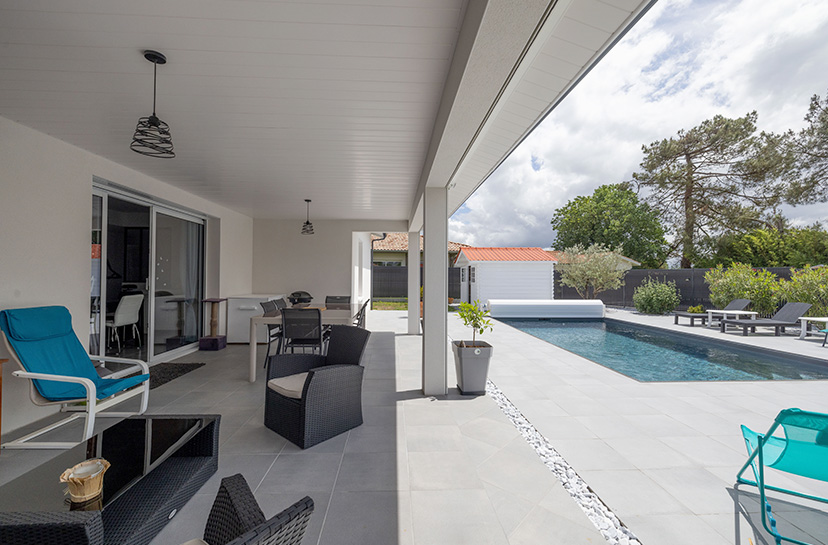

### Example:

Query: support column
xmin=407 ymin=231 xmax=421 ymax=335
xmin=422 ymin=187 xmax=448 ymax=395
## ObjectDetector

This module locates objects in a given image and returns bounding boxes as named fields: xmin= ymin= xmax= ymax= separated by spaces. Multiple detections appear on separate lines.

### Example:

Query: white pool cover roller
xmin=487 ymin=299 xmax=605 ymax=318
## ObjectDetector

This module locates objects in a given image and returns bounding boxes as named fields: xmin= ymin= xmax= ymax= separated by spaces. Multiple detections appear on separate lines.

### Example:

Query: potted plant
xmin=451 ymin=300 xmax=493 ymax=395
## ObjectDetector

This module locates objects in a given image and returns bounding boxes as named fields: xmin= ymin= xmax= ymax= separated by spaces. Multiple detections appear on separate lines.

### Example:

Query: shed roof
xmin=457 ymin=247 xmax=557 ymax=262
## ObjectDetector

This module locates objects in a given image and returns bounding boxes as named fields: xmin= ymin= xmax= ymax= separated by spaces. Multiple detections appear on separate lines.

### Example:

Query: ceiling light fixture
xmin=130 ymin=50 xmax=175 ymax=158
xmin=301 ymin=199 xmax=315 ymax=235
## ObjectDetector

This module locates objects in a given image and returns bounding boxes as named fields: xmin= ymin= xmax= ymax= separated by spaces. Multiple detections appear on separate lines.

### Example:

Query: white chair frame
xmin=1 ymin=331 xmax=150 ymax=449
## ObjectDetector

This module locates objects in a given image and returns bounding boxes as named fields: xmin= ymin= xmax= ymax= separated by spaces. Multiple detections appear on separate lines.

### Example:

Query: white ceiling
xmin=0 ymin=0 xmax=654 ymax=223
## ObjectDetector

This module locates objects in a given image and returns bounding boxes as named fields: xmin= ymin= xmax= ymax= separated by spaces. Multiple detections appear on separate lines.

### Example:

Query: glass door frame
xmin=149 ymin=207 xmax=205 ymax=363
xmin=92 ymin=182 xmax=206 ymax=364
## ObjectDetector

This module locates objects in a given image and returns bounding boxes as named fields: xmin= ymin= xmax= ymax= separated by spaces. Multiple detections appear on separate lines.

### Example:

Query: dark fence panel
xmin=372 ymin=266 xmax=460 ymax=299
xmin=554 ymin=267 xmax=793 ymax=309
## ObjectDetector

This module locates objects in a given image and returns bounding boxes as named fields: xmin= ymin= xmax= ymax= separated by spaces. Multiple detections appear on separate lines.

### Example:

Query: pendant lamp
xmin=301 ymin=199 xmax=315 ymax=235
xmin=130 ymin=50 xmax=175 ymax=158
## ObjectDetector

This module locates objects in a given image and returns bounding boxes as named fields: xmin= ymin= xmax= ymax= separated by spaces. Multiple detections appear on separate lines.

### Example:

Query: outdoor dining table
xmin=247 ymin=304 xmax=359 ymax=382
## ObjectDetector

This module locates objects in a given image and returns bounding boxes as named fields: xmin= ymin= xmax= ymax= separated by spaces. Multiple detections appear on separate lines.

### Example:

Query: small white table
xmin=708 ymin=309 xmax=758 ymax=328
xmin=247 ymin=306 xmax=359 ymax=382
xmin=798 ymin=317 xmax=828 ymax=340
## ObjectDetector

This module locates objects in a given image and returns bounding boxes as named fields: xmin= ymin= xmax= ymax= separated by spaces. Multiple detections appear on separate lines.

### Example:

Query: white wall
xmin=463 ymin=262 xmax=556 ymax=305
xmin=0 ymin=116 xmax=254 ymax=434
xmin=252 ymin=220 xmax=406 ymax=302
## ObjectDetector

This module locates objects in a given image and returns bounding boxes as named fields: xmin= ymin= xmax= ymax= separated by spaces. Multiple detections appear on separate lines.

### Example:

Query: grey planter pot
xmin=451 ymin=341 xmax=493 ymax=395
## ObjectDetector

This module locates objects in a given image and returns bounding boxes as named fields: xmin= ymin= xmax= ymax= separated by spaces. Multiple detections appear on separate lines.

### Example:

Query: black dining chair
xmin=324 ymin=295 xmax=351 ymax=309
xmin=260 ymin=300 xmax=282 ymax=367
xmin=280 ymin=308 xmax=323 ymax=354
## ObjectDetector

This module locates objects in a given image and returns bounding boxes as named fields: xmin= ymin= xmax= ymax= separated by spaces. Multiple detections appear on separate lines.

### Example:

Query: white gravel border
xmin=486 ymin=379 xmax=643 ymax=545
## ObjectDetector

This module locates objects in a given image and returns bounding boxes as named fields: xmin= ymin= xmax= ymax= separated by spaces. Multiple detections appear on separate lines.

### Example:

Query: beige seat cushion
xmin=267 ymin=372 xmax=308 ymax=399
xmin=179 ymin=540 xmax=209 ymax=545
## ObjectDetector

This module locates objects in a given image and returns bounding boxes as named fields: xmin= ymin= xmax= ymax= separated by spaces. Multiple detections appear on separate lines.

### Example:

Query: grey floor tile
xmin=624 ymin=513 xmax=737 ymax=545
xmin=410 ymin=489 xmax=509 ymax=545
xmin=578 ymin=469 xmax=691 ymax=517
xmin=344 ymin=424 xmax=403 ymax=453
xmin=258 ymin=452 xmax=343 ymax=494
xmin=509 ymin=504 xmax=605 ymax=545
xmin=551 ymin=438 xmax=636 ymax=471
xmin=319 ymin=491 xmax=412 ymax=545
xmin=408 ymin=451 xmax=483 ymax=491
xmin=336 ymin=451 xmax=408 ymax=492
xmin=406 ymin=425 xmax=464 ymax=452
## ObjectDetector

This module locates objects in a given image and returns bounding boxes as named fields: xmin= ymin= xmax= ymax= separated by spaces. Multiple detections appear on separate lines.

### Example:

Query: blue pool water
xmin=500 ymin=318 xmax=828 ymax=382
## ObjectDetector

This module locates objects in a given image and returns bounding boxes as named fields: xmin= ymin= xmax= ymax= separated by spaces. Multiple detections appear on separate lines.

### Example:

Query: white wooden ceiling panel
xmin=555 ymin=16 xmax=612 ymax=52
xmin=564 ymin=0 xmax=631 ymax=33
xmin=539 ymin=37 xmax=595 ymax=67
xmin=0 ymin=0 xmax=653 ymax=223
xmin=526 ymin=56 xmax=582 ymax=83
xmin=0 ymin=0 xmax=469 ymax=220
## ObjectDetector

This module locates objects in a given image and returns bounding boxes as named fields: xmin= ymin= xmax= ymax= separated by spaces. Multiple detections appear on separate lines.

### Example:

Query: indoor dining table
xmin=247 ymin=304 xmax=359 ymax=382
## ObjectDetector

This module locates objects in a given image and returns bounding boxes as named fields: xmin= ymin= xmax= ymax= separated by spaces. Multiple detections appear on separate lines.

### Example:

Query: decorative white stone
xmin=486 ymin=380 xmax=642 ymax=545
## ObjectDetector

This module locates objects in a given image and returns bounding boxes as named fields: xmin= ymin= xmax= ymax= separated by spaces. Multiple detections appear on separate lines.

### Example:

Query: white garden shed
xmin=454 ymin=247 xmax=557 ymax=305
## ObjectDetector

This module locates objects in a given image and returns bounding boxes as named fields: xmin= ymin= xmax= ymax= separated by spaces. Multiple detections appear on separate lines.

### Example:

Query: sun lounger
xmin=673 ymin=298 xmax=750 ymax=327
xmin=720 ymin=302 xmax=812 ymax=336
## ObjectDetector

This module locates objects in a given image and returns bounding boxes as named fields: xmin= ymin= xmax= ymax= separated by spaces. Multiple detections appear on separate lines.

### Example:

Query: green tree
xmin=697 ymin=225 xmax=828 ymax=268
xmin=550 ymin=183 xmax=668 ymax=267
xmin=557 ymin=243 xmax=625 ymax=299
xmin=786 ymin=90 xmax=828 ymax=203
xmin=633 ymin=112 xmax=791 ymax=267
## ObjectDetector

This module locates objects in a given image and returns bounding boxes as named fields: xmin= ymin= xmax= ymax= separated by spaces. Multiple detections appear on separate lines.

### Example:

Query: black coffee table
xmin=0 ymin=414 xmax=220 ymax=545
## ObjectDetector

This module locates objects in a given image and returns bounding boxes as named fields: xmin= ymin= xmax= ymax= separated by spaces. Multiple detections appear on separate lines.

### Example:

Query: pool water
xmin=500 ymin=318 xmax=828 ymax=382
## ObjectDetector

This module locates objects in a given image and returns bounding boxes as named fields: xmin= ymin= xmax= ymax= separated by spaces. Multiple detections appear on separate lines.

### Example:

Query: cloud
xmin=449 ymin=0 xmax=828 ymax=248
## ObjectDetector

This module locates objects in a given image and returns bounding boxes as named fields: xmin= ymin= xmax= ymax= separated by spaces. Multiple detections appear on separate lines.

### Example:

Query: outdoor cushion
xmin=267 ymin=372 xmax=308 ymax=399
xmin=0 ymin=305 xmax=75 ymax=340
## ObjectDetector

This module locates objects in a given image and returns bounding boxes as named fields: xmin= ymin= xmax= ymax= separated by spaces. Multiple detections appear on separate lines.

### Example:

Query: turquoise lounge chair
xmin=0 ymin=305 xmax=150 ymax=449
xmin=736 ymin=408 xmax=828 ymax=545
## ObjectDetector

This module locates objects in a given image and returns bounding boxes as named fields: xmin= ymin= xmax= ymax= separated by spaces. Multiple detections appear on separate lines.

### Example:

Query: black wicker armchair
xmin=265 ymin=325 xmax=371 ymax=448
xmin=183 ymin=473 xmax=313 ymax=545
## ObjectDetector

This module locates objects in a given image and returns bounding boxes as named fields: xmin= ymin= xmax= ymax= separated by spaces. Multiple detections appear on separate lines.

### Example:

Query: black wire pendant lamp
xmin=301 ymin=199 xmax=315 ymax=235
xmin=131 ymin=50 xmax=175 ymax=158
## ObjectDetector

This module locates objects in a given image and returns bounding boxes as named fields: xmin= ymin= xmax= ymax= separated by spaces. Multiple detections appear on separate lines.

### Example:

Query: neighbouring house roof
xmin=457 ymin=247 xmax=557 ymax=263
xmin=371 ymin=233 xmax=470 ymax=253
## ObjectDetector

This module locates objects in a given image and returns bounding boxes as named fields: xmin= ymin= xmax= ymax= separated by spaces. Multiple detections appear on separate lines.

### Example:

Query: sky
xmin=448 ymin=0 xmax=828 ymax=248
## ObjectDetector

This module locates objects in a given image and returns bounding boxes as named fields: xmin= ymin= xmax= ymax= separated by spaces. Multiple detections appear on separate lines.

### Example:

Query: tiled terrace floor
xmin=451 ymin=307 xmax=828 ymax=545
xmin=2 ymin=308 xmax=828 ymax=544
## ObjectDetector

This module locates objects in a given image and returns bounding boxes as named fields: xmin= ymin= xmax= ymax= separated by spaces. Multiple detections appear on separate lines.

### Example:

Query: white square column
xmin=407 ymin=230 xmax=421 ymax=335
xmin=422 ymin=187 xmax=448 ymax=395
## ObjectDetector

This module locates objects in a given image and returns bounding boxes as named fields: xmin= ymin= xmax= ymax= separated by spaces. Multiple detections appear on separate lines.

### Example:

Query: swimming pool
xmin=500 ymin=318 xmax=828 ymax=382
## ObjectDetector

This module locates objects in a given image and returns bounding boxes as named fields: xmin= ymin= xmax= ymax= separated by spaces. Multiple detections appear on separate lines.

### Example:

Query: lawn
xmin=373 ymin=300 xmax=408 ymax=310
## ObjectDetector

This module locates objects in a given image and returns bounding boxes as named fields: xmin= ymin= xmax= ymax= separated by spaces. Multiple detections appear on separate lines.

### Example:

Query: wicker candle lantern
xmin=60 ymin=458 xmax=110 ymax=503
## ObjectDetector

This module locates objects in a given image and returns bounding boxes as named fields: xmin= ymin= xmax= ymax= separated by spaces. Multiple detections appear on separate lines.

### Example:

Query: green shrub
xmin=777 ymin=266 xmax=828 ymax=317
xmin=704 ymin=263 xmax=781 ymax=317
xmin=633 ymin=278 xmax=680 ymax=314
xmin=687 ymin=305 xmax=705 ymax=314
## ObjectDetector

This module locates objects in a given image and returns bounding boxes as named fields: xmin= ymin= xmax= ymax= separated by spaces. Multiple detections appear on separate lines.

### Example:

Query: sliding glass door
xmin=152 ymin=211 xmax=204 ymax=356
xmin=90 ymin=186 xmax=205 ymax=362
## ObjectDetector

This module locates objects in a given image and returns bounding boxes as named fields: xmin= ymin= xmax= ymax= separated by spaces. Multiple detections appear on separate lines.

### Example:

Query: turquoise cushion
xmin=0 ymin=306 xmax=148 ymax=401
